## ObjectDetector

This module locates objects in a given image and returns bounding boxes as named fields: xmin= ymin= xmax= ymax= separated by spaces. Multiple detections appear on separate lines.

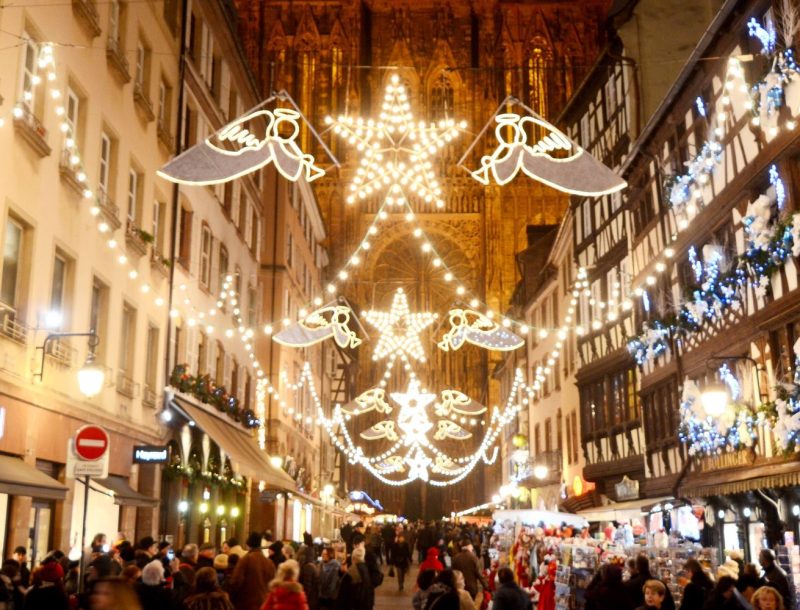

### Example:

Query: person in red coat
xmin=419 ymin=547 xmax=444 ymax=573
xmin=261 ymin=560 xmax=309 ymax=610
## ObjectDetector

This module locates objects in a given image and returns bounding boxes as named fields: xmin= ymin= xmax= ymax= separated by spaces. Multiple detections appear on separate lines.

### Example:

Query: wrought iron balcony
xmin=116 ymin=370 xmax=138 ymax=398
xmin=0 ymin=310 xmax=28 ymax=345
xmin=94 ymin=191 xmax=121 ymax=231
xmin=13 ymin=105 xmax=50 ymax=158
xmin=157 ymin=119 xmax=174 ymax=152
xmin=133 ymin=81 xmax=155 ymax=122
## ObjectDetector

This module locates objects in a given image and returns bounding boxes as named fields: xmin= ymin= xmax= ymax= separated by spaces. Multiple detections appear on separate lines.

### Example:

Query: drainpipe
xmin=164 ymin=0 xmax=189 ymax=391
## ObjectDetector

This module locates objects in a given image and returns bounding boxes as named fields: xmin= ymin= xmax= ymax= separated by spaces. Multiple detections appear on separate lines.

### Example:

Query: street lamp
xmin=34 ymin=330 xmax=104 ymax=397
xmin=700 ymin=381 xmax=729 ymax=418
xmin=533 ymin=464 xmax=549 ymax=480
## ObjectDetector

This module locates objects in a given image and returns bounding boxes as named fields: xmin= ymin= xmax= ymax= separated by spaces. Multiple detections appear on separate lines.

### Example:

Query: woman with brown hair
xmin=184 ymin=567 xmax=235 ymax=610
xmin=89 ymin=577 xmax=142 ymax=610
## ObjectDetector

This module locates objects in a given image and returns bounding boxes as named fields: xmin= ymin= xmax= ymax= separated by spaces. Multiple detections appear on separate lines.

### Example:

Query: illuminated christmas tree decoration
xmin=325 ymin=73 xmax=465 ymax=210
xmin=438 ymin=308 xmax=525 ymax=352
xmin=364 ymin=289 xmax=437 ymax=362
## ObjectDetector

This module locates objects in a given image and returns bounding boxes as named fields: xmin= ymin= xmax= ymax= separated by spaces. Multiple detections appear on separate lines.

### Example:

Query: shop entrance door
xmin=27 ymin=500 xmax=53 ymax=566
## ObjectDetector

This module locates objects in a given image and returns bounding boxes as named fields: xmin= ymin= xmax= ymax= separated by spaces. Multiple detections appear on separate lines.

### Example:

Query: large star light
xmin=364 ymin=288 xmax=437 ymax=362
xmin=391 ymin=377 xmax=436 ymax=445
xmin=325 ymin=73 xmax=466 ymax=209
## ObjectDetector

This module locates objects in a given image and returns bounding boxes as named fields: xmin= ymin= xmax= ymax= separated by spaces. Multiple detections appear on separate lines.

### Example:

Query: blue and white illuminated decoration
xmin=678 ymin=374 xmax=757 ymax=457
xmin=630 ymin=165 xmax=800 ymax=365
xmin=747 ymin=16 xmax=777 ymax=55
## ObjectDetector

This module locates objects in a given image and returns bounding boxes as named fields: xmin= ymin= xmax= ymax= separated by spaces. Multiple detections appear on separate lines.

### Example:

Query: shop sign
xmin=132 ymin=445 xmax=169 ymax=464
xmin=615 ymin=475 xmax=640 ymax=501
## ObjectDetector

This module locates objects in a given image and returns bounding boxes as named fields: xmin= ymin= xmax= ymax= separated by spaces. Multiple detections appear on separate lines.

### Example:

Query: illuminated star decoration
xmin=391 ymin=377 xmax=436 ymax=446
xmin=364 ymin=288 xmax=437 ymax=363
xmin=325 ymin=73 xmax=466 ymax=210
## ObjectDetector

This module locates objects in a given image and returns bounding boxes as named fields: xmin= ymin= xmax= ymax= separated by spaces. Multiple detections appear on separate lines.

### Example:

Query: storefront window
xmin=724 ymin=522 xmax=741 ymax=551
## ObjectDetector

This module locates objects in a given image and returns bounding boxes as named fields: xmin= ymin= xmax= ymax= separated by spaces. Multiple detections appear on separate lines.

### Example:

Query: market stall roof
xmin=93 ymin=476 xmax=159 ymax=507
xmin=492 ymin=509 xmax=588 ymax=530
xmin=171 ymin=396 xmax=295 ymax=489
xmin=0 ymin=454 xmax=69 ymax=500
xmin=576 ymin=495 xmax=673 ymax=523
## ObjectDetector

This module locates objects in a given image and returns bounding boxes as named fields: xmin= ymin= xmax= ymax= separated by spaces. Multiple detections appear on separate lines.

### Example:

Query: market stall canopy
xmin=576 ymin=496 xmax=674 ymax=523
xmin=0 ymin=454 xmax=68 ymax=500
xmin=492 ymin=509 xmax=588 ymax=531
xmin=171 ymin=396 xmax=295 ymax=489
xmin=93 ymin=476 xmax=158 ymax=507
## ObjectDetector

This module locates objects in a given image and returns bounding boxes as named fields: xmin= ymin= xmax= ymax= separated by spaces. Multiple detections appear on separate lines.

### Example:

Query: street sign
xmin=66 ymin=426 xmax=110 ymax=479
xmin=74 ymin=426 xmax=109 ymax=461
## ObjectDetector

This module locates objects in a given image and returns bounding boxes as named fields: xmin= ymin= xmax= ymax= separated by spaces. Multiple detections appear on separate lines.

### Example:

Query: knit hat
xmin=213 ymin=554 xmax=229 ymax=570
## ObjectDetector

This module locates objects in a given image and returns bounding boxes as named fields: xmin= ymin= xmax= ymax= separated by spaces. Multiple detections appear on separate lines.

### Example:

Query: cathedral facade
xmin=234 ymin=0 xmax=610 ymax=517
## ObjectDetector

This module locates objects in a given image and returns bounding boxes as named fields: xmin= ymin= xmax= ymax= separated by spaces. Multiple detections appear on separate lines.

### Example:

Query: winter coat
xmin=136 ymin=582 xmax=177 ymax=610
xmin=184 ymin=591 xmax=236 ymax=610
xmin=680 ymin=571 xmax=713 ymax=610
xmin=763 ymin=562 xmax=794 ymax=607
xmin=451 ymin=551 xmax=487 ymax=598
xmin=23 ymin=584 xmax=69 ymax=610
xmin=390 ymin=542 xmax=411 ymax=569
xmin=261 ymin=581 xmax=310 ymax=610
xmin=488 ymin=582 xmax=531 ymax=610
xmin=424 ymin=584 xmax=461 ymax=610
xmin=318 ymin=560 xmax=341 ymax=600
xmin=457 ymin=590 xmax=476 ymax=610
xmin=298 ymin=561 xmax=320 ymax=610
xmin=334 ymin=563 xmax=373 ymax=610
xmin=420 ymin=548 xmax=444 ymax=573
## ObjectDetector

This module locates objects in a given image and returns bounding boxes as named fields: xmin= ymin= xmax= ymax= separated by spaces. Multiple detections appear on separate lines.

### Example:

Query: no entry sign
xmin=74 ymin=426 xmax=109 ymax=461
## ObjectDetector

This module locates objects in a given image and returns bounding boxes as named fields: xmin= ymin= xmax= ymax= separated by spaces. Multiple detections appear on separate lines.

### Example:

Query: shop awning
xmin=680 ymin=468 xmax=800 ymax=499
xmin=0 ymin=455 xmax=68 ymax=500
xmin=93 ymin=476 xmax=159 ymax=508
xmin=576 ymin=495 xmax=673 ymax=523
xmin=171 ymin=396 xmax=295 ymax=489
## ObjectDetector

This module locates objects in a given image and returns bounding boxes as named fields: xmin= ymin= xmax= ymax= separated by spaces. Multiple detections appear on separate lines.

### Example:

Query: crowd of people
xmin=0 ymin=519 xmax=796 ymax=610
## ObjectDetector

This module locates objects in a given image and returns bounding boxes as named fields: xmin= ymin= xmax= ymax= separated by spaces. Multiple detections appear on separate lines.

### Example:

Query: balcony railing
xmin=106 ymin=36 xmax=131 ymax=84
xmin=13 ymin=105 xmax=51 ymax=158
xmin=125 ymin=220 xmax=150 ymax=257
xmin=515 ymin=450 xmax=563 ymax=486
xmin=59 ymin=148 xmax=86 ymax=196
xmin=72 ymin=0 xmax=101 ymax=38
xmin=45 ymin=337 xmax=74 ymax=367
xmin=94 ymin=191 xmax=121 ymax=231
xmin=150 ymin=251 xmax=170 ymax=279
xmin=133 ymin=81 xmax=155 ymax=122
xmin=0 ymin=310 xmax=27 ymax=345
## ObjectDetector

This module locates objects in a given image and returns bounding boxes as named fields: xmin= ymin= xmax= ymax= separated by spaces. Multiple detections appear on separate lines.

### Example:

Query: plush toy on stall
xmin=531 ymin=560 xmax=557 ymax=610
xmin=512 ymin=531 xmax=533 ymax=587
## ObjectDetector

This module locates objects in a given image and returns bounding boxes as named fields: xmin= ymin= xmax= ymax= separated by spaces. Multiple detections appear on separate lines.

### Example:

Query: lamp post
xmin=34 ymin=330 xmax=104 ymax=397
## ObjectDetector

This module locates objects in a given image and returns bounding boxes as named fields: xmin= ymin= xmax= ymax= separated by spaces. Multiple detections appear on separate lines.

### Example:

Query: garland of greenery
xmin=163 ymin=462 xmax=247 ymax=492
xmin=170 ymin=363 xmax=260 ymax=429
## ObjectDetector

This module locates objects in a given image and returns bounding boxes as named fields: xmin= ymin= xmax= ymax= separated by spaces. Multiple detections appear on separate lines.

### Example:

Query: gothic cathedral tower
xmin=234 ymin=0 xmax=609 ymax=517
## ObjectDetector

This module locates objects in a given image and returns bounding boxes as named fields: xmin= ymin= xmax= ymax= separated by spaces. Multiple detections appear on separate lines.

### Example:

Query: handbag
xmin=388 ymin=566 xmax=396 ymax=577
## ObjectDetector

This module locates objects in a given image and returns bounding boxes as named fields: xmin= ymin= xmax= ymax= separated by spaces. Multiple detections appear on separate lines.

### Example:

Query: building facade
xmin=0 ymin=0 xmax=181 ymax=559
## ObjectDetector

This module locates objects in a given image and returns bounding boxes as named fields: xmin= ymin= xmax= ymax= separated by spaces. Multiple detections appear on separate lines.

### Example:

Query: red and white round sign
xmin=74 ymin=426 xmax=109 ymax=461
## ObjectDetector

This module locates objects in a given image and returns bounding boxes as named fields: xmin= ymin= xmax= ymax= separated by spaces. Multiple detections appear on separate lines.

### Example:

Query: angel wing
xmin=431 ymin=454 xmax=464 ymax=475
xmin=438 ymin=308 xmax=524 ymax=352
xmin=469 ymin=112 xmax=626 ymax=196
xmin=274 ymin=305 xmax=361 ymax=349
xmin=434 ymin=420 xmax=472 ymax=441
xmin=435 ymin=390 xmax=487 ymax=417
xmin=374 ymin=456 xmax=405 ymax=473
xmin=340 ymin=388 xmax=392 ymax=416
xmin=360 ymin=421 xmax=399 ymax=442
